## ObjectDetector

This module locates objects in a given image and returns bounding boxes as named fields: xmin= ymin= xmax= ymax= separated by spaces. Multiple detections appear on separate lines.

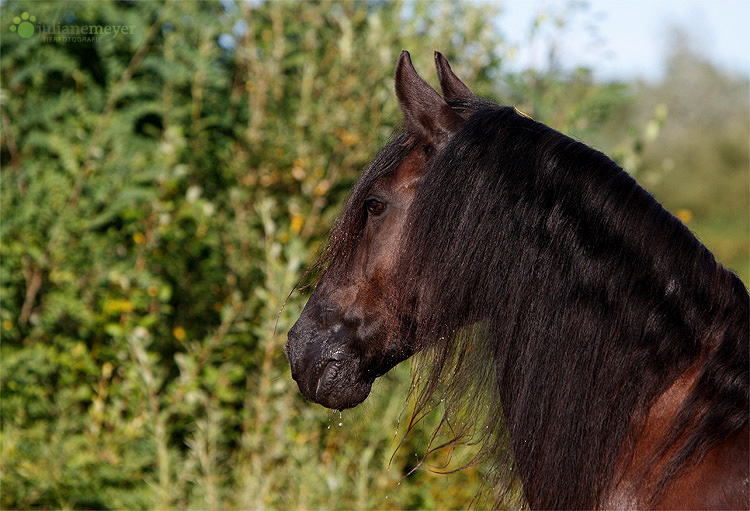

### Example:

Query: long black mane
xmin=320 ymin=103 xmax=749 ymax=508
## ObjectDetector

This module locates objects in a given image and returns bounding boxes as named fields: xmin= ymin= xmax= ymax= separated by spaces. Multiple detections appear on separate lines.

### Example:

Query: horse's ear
xmin=395 ymin=50 xmax=463 ymax=148
xmin=434 ymin=51 xmax=475 ymax=103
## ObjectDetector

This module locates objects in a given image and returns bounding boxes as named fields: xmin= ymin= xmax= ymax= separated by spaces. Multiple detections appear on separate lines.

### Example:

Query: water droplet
xmin=338 ymin=422 xmax=342 ymax=427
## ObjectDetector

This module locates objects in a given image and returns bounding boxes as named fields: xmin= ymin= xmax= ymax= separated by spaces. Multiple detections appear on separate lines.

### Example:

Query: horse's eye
xmin=365 ymin=199 xmax=386 ymax=216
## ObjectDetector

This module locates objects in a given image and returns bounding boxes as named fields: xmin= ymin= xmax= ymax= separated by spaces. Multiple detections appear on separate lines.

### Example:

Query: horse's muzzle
xmin=286 ymin=311 xmax=373 ymax=410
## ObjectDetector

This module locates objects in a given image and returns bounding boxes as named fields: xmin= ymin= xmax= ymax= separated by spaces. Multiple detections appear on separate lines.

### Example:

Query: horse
xmin=285 ymin=51 xmax=749 ymax=510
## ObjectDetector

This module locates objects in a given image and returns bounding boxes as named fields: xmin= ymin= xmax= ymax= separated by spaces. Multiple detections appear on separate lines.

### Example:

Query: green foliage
xmin=0 ymin=1 xmax=505 ymax=508
xmin=634 ymin=34 xmax=750 ymax=281
xmin=0 ymin=1 xmax=745 ymax=510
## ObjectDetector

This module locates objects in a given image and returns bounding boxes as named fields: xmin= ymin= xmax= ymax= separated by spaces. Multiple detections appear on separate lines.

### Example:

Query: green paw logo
xmin=9 ymin=12 xmax=36 ymax=39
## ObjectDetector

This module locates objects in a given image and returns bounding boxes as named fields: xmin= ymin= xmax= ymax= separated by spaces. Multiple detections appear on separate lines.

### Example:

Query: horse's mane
xmin=396 ymin=104 xmax=749 ymax=509
xmin=316 ymin=103 xmax=749 ymax=509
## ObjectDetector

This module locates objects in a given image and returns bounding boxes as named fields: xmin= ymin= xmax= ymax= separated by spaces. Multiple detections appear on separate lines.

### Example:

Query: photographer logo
xmin=9 ymin=12 xmax=36 ymax=39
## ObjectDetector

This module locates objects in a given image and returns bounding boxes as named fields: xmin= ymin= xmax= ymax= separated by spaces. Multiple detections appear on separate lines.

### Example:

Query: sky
xmin=2 ymin=0 xmax=746 ymax=82
xmin=498 ymin=0 xmax=750 ymax=81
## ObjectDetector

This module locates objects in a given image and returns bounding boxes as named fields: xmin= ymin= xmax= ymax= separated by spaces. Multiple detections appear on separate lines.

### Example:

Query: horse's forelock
xmin=309 ymin=132 xmax=416 ymax=282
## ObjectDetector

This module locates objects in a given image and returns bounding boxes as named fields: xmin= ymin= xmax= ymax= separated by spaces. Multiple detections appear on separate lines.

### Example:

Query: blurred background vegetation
xmin=0 ymin=1 xmax=747 ymax=509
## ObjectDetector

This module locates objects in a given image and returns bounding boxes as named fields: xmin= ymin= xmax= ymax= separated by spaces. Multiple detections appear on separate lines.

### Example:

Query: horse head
xmin=285 ymin=52 xmax=472 ymax=410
